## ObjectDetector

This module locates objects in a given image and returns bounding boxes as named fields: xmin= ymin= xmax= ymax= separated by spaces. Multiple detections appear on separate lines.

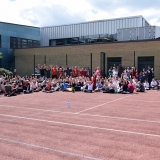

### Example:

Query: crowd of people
xmin=0 ymin=64 xmax=159 ymax=97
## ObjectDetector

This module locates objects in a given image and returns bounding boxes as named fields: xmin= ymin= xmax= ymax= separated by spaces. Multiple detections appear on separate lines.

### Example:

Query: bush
xmin=0 ymin=68 xmax=13 ymax=76
xmin=0 ymin=52 xmax=3 ymax=59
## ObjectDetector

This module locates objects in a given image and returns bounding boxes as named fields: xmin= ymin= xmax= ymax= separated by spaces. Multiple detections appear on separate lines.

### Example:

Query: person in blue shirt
xmin=61 ymin=80 xmax=68 ymax=91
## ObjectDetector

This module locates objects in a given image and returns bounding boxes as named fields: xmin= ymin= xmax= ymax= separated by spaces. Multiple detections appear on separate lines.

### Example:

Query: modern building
xmin=0 ymin=22 xmax=40 ymax=69
xmin=1 ymin=15 xmax=160 ymax=78
xmin=40 ymin=15 xmax=151 ymax=46
xmin=117 ymin=26 xmax=160 ymax=41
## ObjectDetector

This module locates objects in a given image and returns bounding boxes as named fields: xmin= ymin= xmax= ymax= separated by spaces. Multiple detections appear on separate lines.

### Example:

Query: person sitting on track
xmin=41 ymin=78 xmax=47 ymax=90
xmin=74 ymin=78 xmax=83 ymax=91
xmin=117 ymin=80 xmax=123 ymax=93
xmin=84 ymin=81 xmax=93 ymax=93
xmin=23 ymin=80 xmax=32 ymax=94
xmin=127 ymin=79 xmax=135 ymax=94
xmin=4 ymin=80 xmax=17 ymax=97
xmin=51 ymin=80 xmax=60 ymax=91
xmin=103 ymin=80 xmax=116 ymax=93
xmin=143 ymin=80 xmax=150 ymax=90
xmin=42 ymin=80 xmax=54 ymax=93
xmin=94 ymin=79 xmax=103 ymax=92
xmin=150 ymin=78 xmax=158 ymax=90
xmin=0 ymin=80 xmax=5 ymax=95
xmin=61 ymin=79 xmax=75 ymax=92
xmin=135 ymin=81 xmax=145 ymax=92
xmin=101 ymin=80 xmax=109 ymax=92
xmin=31 ymin=80 xmax=41 ymax=92
xmin=12 ymin=82 xmax=21 ymax=95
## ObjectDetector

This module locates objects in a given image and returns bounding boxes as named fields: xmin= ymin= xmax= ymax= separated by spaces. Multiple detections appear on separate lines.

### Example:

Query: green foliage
xmin=0 ymin=68 xmax=13 ymax=76
xmin=0 ymin=52 xmax=3 ymax=59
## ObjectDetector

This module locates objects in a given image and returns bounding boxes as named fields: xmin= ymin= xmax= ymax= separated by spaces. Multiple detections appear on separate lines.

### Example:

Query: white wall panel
xmin=117 ymin=26 xmax=157 ymax=41
xmin=40 ymin=16 xmax=150 ymax=46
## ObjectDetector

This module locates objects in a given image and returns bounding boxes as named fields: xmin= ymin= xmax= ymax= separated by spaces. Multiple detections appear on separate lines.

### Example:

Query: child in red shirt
xmin=52 ymin=66 xmax=58 ymax=79
xmin=73 ymin=66 xmax=79 ymax=77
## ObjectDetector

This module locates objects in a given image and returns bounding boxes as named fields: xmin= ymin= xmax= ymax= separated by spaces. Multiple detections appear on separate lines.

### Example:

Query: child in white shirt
xmin=143 ymin=80 xmax=149 ymax=90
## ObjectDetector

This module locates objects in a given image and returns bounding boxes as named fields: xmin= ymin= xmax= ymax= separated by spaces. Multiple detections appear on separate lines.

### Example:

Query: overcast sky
xmin=0 ymin=0 xmax=160 ymax=27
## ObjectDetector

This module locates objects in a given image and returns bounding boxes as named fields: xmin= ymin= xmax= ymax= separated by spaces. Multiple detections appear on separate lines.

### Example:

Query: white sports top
xmin=88 ymin=84 xmax=93 ymax=90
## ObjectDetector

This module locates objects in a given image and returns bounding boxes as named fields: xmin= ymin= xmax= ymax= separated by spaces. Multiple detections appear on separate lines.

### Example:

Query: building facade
xmin=0 ymin=22 xmax=40 ymax=69
xmin=15 ymin=39 xmax=160 ymax=78
xmin=117 ymin=26 xmax=160 ymax=41
xmin=40 ymin=16 xmax=150 ymax=47
xmin=1 ymin=15 xmax=159 ymax=77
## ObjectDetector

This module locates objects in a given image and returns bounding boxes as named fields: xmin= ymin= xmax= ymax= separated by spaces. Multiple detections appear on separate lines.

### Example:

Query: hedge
xmin=0 ymin=68 xmax=13 ymax=76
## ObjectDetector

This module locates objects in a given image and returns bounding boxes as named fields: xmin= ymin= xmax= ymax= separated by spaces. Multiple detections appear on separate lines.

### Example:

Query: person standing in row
xmin=51 ymin=65 xmax=58 ymax=79
xmin=146 ymin=65 xmax=153 ymax=87
xmin=73 ymin=66 xmax=79 ymax=77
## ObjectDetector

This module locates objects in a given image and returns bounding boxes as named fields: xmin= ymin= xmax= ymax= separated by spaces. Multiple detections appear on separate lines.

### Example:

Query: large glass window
xmin=71 ymin=37 xmax=79 ymax=44
xmin=56 ymin=39 xmax=64 ymax=46
xmin=49 ymin=34 xmax=116 ymax=46
xmin=66 ymin=38 xmax=72 ymax=45
xmin=10 ymin=37 xmax=40 ymax=49
xmin=79 ymin=36 xmax=85 ymax=44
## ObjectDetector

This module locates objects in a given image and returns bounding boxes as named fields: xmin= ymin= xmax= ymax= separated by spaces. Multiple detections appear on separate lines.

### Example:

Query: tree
xmin=0 ymin=52 xmax=3 ymax=59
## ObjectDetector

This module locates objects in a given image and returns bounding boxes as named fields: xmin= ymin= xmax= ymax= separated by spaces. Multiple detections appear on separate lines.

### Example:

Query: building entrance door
xmin=138 ymin=56 xmax=154 ymax=72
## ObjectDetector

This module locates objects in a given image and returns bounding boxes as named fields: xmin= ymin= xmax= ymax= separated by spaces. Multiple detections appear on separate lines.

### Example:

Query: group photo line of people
xmin=0 ymin=63 xmax=159 ymax=97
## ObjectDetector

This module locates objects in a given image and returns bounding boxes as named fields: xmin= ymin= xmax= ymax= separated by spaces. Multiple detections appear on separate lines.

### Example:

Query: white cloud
xmin=0 ymin=0 xmax=160 ymax=27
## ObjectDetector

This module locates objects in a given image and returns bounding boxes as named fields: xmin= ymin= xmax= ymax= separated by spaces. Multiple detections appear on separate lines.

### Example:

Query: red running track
xmin=0 ymin=91 xmax=160 ymax=160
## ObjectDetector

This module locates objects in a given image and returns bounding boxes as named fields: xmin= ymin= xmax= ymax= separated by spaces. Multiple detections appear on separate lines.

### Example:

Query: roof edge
xmin=41 ymin=15 xmax=144 ymax=28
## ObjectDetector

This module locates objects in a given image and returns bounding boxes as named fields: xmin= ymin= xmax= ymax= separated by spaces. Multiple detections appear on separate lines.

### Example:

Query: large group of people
xmin=0 ymin=64 xmax=159 ymax=97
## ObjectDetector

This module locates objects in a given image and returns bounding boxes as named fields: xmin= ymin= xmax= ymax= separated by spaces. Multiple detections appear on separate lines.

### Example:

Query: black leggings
xmin=103 ymin=89 xmax=115 ymax=93
xmin=84 ymin=89 xmax=93 ymax=93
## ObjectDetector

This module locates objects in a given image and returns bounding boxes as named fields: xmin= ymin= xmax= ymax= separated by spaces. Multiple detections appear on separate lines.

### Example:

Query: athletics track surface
xmin=0 ymin=90 xmax=160 ymax=160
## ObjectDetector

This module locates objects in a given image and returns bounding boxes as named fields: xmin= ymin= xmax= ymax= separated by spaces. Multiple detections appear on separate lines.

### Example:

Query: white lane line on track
xmin=72 ymin=113 xmax=160 ymax=124
xmin=0 ymin=138 xmax=101 ymax=160
xmin=119 ymin=99 xmax=160 ymax=103
xmin=0 ymin=105 xmax=66 ymax=112
xmin=0 ymin=105 xmax=66 ymax=125
xmin=0 ymin=114 xmax=160 ymax=138
xmin=75 ymin=95 xmax=132 ymax=114
xmin=1 ymin=105 xmax=160 ymax=124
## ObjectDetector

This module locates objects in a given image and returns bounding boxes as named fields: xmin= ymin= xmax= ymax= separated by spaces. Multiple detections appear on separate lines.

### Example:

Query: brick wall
xmin=15 ymin=40 xmax=160 ymax=78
